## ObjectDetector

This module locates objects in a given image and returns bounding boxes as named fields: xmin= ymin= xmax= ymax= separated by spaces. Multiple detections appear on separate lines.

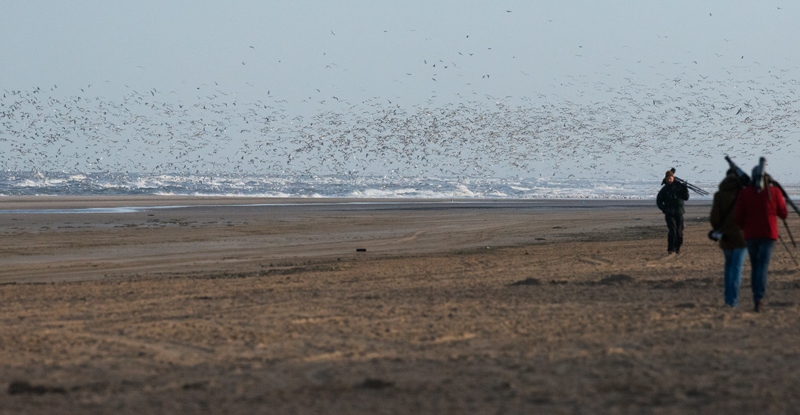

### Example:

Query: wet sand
xmin=2 ymin=197 xmax=800 ymax=414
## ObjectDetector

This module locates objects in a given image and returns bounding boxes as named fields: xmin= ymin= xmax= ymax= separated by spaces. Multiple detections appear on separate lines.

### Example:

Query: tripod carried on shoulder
xmin=664 ymin=168 xmax=709 ymax=196
xmin=722 ymin=156 xmax=800 ymax=265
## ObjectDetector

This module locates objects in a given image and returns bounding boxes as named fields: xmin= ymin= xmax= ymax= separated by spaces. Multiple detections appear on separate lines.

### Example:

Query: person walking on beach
xmin=734 ymin=165 xmax=787 ymax=312
xmin=657 ymin=170 xmax=690 ymax=254
xmin=710 ymin=169 xmax=747 ymax=307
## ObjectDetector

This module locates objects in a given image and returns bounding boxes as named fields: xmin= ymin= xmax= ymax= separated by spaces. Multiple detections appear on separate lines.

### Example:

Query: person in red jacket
xmin=734 ymin=166 xmax=787 ymax=312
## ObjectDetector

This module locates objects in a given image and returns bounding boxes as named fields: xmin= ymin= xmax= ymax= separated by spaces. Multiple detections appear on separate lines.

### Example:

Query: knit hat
xmin=664 ymin=170 xmax=674 ymax=179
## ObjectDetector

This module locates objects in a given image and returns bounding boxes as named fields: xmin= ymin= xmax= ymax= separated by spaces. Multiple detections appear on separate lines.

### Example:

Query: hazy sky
xmin=4 ymin=1 xmax=798 ymax=99
xmin=2 ymin=1 xmax=799 ymax=180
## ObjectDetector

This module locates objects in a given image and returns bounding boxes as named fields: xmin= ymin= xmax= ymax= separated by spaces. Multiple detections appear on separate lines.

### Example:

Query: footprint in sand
xmin=645 ymin=254 xmax=679 ymax=267
xmin=578 ymin=257 xmax=612 ymax=266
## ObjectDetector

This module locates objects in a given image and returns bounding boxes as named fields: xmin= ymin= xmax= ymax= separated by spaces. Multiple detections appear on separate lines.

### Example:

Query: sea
xmin=3 ymin=79 xmax=799 ymax=202
xmin=0 ymin=171 xmax=721 ymax=200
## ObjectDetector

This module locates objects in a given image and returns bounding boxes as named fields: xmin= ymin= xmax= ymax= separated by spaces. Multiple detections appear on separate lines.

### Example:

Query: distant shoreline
xmin=0 ymin=196 xmax=712 ymax=213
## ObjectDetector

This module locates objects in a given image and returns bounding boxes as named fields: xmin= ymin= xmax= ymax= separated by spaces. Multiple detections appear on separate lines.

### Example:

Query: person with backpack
xmin=710 ymin=169 xmax=747 ymax=307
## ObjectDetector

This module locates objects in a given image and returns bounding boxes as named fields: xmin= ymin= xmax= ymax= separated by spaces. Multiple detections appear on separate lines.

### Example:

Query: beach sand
xmin=2 ymin=197 xmax=800 ymax=414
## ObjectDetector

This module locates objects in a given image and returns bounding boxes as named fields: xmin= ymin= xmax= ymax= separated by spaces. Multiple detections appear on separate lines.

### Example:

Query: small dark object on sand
xmin=8 ymin=381 xmax=66 ymax=395
xmin=360 ymin=378 xmax=394 ymax=389
xmin=598 ymin=274 xmax=634 ymax=285
xmin=183 ymin=381 xmax=209 ymax=390
xmin=510 ymin=278 xmax=541 ymax=286
xmin=356 ymin=248 xmax=367 ymax=252
xmin=675 ymin=302 xmax=696 ymax=308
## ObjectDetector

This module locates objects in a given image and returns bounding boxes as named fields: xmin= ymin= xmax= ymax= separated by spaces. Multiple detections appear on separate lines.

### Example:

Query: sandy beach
xmin=2 ymin=197 xmax=800 ymax=414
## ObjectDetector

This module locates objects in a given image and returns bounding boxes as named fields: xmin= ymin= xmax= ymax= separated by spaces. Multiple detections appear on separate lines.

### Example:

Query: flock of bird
xmin=1 ymin=70 xmax=799 ymax=182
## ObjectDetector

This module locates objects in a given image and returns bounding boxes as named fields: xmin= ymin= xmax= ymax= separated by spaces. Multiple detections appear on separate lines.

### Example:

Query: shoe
xmin=754 ymin=299 xmax=763 ymax=313
xmin=675 ymin=248 xmax=680 ymax=254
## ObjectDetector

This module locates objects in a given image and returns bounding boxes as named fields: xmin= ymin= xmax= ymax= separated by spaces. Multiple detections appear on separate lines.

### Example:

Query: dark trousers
xmin=665 ymin=214 xmax=684 ymax=253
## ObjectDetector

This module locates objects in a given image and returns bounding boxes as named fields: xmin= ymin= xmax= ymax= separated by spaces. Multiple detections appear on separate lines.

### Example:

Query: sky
xmin=2 ymin=1 xmax=800 ymax=181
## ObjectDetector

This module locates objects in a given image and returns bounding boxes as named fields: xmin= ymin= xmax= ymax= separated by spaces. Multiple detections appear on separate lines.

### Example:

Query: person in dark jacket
xmin=657 ymin=170 xmax=690 ymax=254
xmin=710 ymin=169 xmax=747 ymax=307
xmin=734 ymin=166 xmax=787 ymax=312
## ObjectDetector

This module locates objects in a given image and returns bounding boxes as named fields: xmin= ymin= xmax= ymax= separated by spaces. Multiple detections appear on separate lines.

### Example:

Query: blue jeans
xmin=746 ymin=239 xmax=776 ymax=302
xmin=723 ymin=248 xmax=747 ymax=307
